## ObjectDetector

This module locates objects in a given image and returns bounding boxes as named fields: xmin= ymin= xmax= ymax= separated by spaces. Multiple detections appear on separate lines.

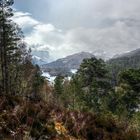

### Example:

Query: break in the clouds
xmin=14 ymin=0 xmax=140 ymax=61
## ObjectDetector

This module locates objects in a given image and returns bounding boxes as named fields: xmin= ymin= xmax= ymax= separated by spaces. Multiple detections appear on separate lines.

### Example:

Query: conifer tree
xmin=54 ymin=75 xmax=64 ymax=96
xmin=0 ymin=0 xmax=24 ymax=94
xmin=76 ymin=57 xmax=111 ymax=112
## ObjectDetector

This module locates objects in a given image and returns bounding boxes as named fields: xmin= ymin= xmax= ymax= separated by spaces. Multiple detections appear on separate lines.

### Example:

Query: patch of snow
xmin=32 ymin=55 xmax=42 ymax=60
xmin=42 ymin=72 xmax=56 ymax=84
xmin=70 ymin=69 xmax=77 ymax=74
xmin=64 ymin=77 xmax=71 ymax=81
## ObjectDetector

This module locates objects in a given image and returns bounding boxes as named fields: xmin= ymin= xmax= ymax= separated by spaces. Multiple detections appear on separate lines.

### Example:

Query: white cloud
xmin=22 ymin=0 xmax=140 ymax=29
xmin=25 ymin=23 xmax=64 ymax=47
xmin=13 ymin=11 xmax=39 ymax=29
xmin=13 ymin=9 xmax=140 ymax=61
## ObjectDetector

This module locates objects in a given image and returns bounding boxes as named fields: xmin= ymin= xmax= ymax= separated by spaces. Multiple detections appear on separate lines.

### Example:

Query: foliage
xmin=119 ymin=68 xmax=140 ymax=93
xmin=60 ymin=77 xmax=86 ymax=110
xmin=0 ymin=1 xmax=140 ymax=139
xmin=54 ymin=75 xmax=64 ymax=96
xmin=106 ymin=69 xmax=140 ymax=118
xmin=0 ymin=0 xmax=23 ymax=94
xmin=32 ymin=65 xmax=45 ymax=98
xmin=74 ymin=57 xmax=111 ymax=112
xmin=0 ymin=0 xmax=34 ymax=96
xmin=0 ymin=96 xmax=139 ymax=140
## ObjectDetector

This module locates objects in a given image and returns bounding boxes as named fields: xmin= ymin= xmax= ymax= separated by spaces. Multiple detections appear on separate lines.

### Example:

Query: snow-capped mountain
xmin=31 ymin=50 xmax=49 ymax=65
xmin=32 ymin=56 xmax=47 ymax=65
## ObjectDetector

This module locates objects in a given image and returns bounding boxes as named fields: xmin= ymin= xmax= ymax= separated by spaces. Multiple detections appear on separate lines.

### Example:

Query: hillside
xmin=108 ymin=48 xmax=140 ymax=68
xmin=107 ymin=48 xmax=140 ymax=85
xmin=41 ymin=49 xmax=140 ymax=76
xmin=32 ymin=50 xmax=49 ymax=65
xmin=41 ymin=52 xmax=94 ymax=76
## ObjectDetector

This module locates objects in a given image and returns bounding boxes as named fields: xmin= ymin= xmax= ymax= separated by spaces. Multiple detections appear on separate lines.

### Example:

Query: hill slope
xmin=41 ymin=52 xmax=94 ymax=76
xmin=32 ymin=50 xmax=49 ymax=65
xmin=108 ymin=48 xmax=140 ymax=68
xmin=41 ymin=48 xmax=140 ymax=76
xmin=107 ymin=48 xmax=140 ymax=85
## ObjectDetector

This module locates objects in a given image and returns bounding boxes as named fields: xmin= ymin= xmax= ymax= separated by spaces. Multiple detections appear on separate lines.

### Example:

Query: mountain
xmin=41 ymin=48 xmax=140 ymax=77
xmin=107 ymin=48 xmax=140 ymax=85
xmin=108 ymin=48 xmax=140 ymax=68
xmin=31 ymin=50 xmax=49 ymax=65
xmin=32 ymin=56 xmax=47 ymax=66
xmin=92 ymin=50 xmax=111 ymax=60
xmin=41 ymin=52 xmax=94 ymax=76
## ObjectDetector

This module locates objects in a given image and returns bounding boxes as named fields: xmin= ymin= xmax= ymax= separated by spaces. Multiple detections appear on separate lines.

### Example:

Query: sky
xmin=13 ymin=0 xmax=140 ymax=61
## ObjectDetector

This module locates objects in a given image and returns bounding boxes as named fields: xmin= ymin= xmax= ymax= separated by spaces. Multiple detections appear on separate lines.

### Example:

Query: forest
xmin=0 ymin=0 xmax=140 ymax=140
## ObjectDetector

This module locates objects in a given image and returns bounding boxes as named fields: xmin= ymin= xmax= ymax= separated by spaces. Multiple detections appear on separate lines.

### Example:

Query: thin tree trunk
xmin=3 ymin=31 xmax=9 ymax=94
xmin=0 ymin=40 xmax=5 ymax=93
xmin=2 ymin=5 xmax=9 ymax=94
xmin=0 ymin=15 xmax=5 ymax=94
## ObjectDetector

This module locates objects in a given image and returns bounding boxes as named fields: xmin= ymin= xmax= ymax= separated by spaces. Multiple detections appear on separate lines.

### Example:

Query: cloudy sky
xmin=13 ymin=0 xmax=140 ymax=61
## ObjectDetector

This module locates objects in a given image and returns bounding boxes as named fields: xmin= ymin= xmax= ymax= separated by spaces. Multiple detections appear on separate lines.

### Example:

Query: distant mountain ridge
xmin=31 ymin=50 xmax=49 ymax=65
xmin=32 ymin=56 xmax=47 ymax=66
xmin=106 ymin=48 xmax=140 ymax=85
xmin=41 ymin=48 xmax=140 ymax=76
xmin=41 ymin=52 xmax=95 ymax=76
xmin=108 ymin=48 xmax=140 ymax=68
xmin=113 ymin=48 xmax=140 ymax=58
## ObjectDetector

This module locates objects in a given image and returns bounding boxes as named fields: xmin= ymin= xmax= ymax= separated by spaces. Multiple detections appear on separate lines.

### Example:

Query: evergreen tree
xmin=32 ymin=65 xmax=45 ymax=99
xmin=118 ymin=69 xmax=140 ymax=117
xmin=54 ymin=75 xmax=64 ymax=96
xmin=76 ymin=57 xmax=111 ymax=112
xmin=0 ymin=0 xmax=24 ymax=94
xmin=107 ymin=69 xmax=140 ymax=118
xmin=119 ymin=68 xmax=140 ymax=93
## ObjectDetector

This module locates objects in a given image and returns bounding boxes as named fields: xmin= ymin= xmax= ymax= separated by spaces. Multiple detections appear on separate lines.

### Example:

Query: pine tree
xmin=54 ymin=75 xmax=64 ymax=96
xmin=75 ymin=57 xmax=111 ymax=112
xmin=32 ymin=65 xmax=45 ymax=99
xmin=0 ymin=0 xmax=24 ymax=94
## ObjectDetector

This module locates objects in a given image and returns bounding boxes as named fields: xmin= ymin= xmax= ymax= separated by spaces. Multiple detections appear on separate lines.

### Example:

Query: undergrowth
xmin=0 ymin=95 xmax=139 ymax=140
